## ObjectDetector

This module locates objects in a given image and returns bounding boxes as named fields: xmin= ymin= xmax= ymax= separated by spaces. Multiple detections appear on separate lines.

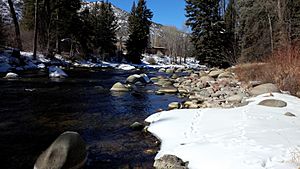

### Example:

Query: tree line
xmin=185 ymin=0 xmax=300 ymax=67
xmin=0 ymin=0 xmax=153 ymax=64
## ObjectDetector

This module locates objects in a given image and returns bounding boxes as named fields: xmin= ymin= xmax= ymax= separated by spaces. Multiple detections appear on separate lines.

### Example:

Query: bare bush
xmin=235 ymin=45 xmax=300 ymax=95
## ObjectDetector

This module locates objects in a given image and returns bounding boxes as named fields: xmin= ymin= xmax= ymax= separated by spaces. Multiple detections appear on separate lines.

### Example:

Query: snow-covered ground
xmin=146 ymin=93 xmax=300 ymax=169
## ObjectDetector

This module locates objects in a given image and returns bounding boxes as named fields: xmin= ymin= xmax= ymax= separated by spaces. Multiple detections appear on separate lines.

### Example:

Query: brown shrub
xmin=235 ymin=45 xmax=300 ymax=95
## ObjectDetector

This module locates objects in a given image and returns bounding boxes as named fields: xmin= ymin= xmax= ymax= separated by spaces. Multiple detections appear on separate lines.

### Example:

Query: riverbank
xmin=145 ymin=67 xmax=300 ymax=169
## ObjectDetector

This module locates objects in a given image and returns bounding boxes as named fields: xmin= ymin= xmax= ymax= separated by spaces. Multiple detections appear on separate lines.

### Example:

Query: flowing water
xmin=0 ymin=68 xmax=183 ymax=169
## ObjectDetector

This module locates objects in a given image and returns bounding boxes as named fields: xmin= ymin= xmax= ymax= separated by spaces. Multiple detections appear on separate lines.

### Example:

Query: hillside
xmin=0 ymin=0 xmax=163 ymax=39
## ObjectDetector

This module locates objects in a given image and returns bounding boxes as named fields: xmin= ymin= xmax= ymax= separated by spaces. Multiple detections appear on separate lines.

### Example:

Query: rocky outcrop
xmin=154 ymin=155 xmax=189 ymax=169
xmin=34 ymin=131 xmax=87 ymax=169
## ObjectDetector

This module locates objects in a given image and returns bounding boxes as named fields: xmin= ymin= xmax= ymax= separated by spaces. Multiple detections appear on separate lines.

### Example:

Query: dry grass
xmin=235 ymin=46 xmax=300 ymax=95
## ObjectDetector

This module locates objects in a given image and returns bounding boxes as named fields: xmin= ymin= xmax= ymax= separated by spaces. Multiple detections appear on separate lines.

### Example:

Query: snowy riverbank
xmin=0 ymin=50 xmax=202 ymax=75
xmin=145 ymin=93 xmax=300 ymax=169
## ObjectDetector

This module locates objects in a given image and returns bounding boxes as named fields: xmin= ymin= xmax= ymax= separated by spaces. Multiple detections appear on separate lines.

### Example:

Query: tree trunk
xmin=33 ymin=0 xmax=39 ymax=59
xmin=7 ymin=0 xmax=22 ymax=50
xmin=267 ymin=13 xmax=274 ymax=53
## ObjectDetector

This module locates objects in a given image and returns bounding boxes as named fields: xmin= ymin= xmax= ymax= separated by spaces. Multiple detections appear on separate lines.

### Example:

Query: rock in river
xmin=34 ymin=131 xmax=87 ymax=169
xmin=158 ymin=87 xmax=178 ymax=94
xmin=110 ymin=82 xmax=131 ymax=92
xmin=3 ymin=72 xmax=19 ymax=79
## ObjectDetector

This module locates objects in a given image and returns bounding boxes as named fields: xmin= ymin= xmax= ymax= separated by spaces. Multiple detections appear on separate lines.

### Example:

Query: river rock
xmin=208 ymin=70 xmax=224 ymax=78
xmin=258 ymin=99 xmax=287 ymax=107
xmin=249 ymin=83 xmax=279 ymax=96
xmin=158 ymin=68 xmax=166 ymax=72
xmin=130 ymin=122 xmax=144 ymax=131
xmin=154 ymin=155 xmax=189 ymax=169
xmin=34 ymin=131 xmax=87 ymax=169
xmin=126 ymin=74 xmax=141 ymax=83
xmin=110 ymin=82 xmax=130 ymax=92
xmin=226 ymin=94 xmax=244 ymax=104
xmin=3 ymin=72 xmax=19 ymax=79
xmin=168 ymin=102 xmax=180 ymax=110
xmin=218 ymin=72 xmax=234 ymax=79
xmin=49 ymin=66 xmax=68 ymax=78
xmin=158 ymin=87 xmax=178 ymax=94
xmin=166 ymin=68 xmax=175 ymax=74
xmin=284 ymin=112 xmax=296 ymax=117
xmin=200 ymin=76 xmax=214 ymax=83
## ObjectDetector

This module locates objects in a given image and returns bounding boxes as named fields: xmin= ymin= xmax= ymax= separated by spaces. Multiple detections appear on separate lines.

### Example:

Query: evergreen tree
xmin=92 ymin=1 xmax=117 ymax=60
xmin=8 ymin=0 xmax=22 ymax=50
xmin=23 ymin=0 xmax=81 ymax=55
xmin=224 ymin=0 xmax=238 ymax=64
xmin=126 ymin=0 xmax=153 ymax=64
xmin=185 ymin=0 xmax=227 ymax=67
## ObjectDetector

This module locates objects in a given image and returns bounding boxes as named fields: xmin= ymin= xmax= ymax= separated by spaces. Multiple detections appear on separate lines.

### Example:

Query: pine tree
xmin=126 ymin=0 xmax=153 ymax=64
xmin=94 ymin=1 xmax=117 ymax=60
xmin=8 ymin=0 xmax=22 ymax=50
xmin=224 ymin=0 xmax=238 ymax=64
xmin=185 ymin=0 xmax=227 ymax=67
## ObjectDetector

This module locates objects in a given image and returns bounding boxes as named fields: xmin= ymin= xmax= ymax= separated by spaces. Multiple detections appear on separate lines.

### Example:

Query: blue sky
xmin=89 ymin=0 xmax=187 ymax=29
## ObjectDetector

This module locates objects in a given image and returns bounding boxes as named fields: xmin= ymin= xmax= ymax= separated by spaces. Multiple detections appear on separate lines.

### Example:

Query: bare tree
xmin=33 ymin=0 xmax=39 ymax=59
xmin=7 ymin=0 xmax=22 ymax=50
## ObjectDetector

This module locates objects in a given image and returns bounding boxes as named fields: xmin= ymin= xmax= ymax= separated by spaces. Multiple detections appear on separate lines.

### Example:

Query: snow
xmin=117 ymin=64 xmax=136 ymax=70
xmin=145 ymin=93 xmax=300 ymax=169
xmin=49 ymin=66 xmax=68 ymax=78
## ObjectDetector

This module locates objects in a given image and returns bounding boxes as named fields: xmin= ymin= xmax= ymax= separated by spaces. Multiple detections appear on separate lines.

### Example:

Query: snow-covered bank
xmin=0 ymin=50 xmax=202 ymax=74
xmin=146 ymin=93 xmax=300 ymax=169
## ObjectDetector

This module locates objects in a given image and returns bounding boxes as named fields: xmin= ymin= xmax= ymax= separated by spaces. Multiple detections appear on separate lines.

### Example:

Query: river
xmin=0 ymin=68 xmax=183 ymax=169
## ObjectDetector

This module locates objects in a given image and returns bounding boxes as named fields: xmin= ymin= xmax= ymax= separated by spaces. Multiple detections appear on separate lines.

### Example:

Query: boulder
xmin=154 ymin=155 xmax=189 ymax=169
xmin=166 ymin=68 xmax=175 ymax=74
xmin=199 ymin=76 xmax=214 ymax=84
xmin=130 ymin=122 xmax=144 ymax=131
xmin=218 ymin=72 xmax=234 ymax=79
xmin=249 ymin=83 xmax=279 ymax=96
xmin=110 ymin=82 xmax=130 ymax=92
xmin=3 ymin=72 xmax=19 ymax=79
xmin=126 ymin=74 xmax=141 ymax=83
xmin=226 ymin=94 xmax=244 ymax=104
xmin=34 ymin=131 xmax=87 ymax=169
xmin=140 ymin=74 xmax=151 ymax=83
xmin=168 ymin=102 xmax=180 ymax=110
xmin=158 ymin=68 xmax=166 ymax=72
xmin=258 ymin=99 xmax=287 ymax=108
xmin=158 ymin=87 xmax=178 ymax=94
xmin=49 ymin=66 xmax=68 ymax=78
xmin=208 ymin=70 xmax=224 ymax=78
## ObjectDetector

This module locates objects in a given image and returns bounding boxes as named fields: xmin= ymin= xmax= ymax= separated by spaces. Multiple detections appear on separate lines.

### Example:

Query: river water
xmin=0 ymin=68 xmax=183 ymax=169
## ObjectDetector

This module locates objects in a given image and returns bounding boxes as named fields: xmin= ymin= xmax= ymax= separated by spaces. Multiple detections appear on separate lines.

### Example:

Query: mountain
xmin=0 ymin=0 xmax=163 ymax=40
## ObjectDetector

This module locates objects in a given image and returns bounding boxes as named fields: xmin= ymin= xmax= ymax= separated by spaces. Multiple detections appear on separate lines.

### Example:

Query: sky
xmin=90 ymin=0 xmax=187 ymax=29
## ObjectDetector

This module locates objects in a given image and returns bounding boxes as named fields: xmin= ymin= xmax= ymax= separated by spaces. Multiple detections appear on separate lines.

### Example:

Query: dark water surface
xmin=0 ymin=68 xmax=183 ymax=169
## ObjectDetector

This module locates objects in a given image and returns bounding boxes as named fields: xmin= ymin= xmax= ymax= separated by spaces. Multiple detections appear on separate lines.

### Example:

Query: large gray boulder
xmin=34 ymin=131 xmax=87 ymax=169
xmin=154 ymin=155 xmax=189 ymax=169
xmin=258 ymin=99 xmax=287 ymax=107
xmin=249 ymin=83 xmax=279 ymax=96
